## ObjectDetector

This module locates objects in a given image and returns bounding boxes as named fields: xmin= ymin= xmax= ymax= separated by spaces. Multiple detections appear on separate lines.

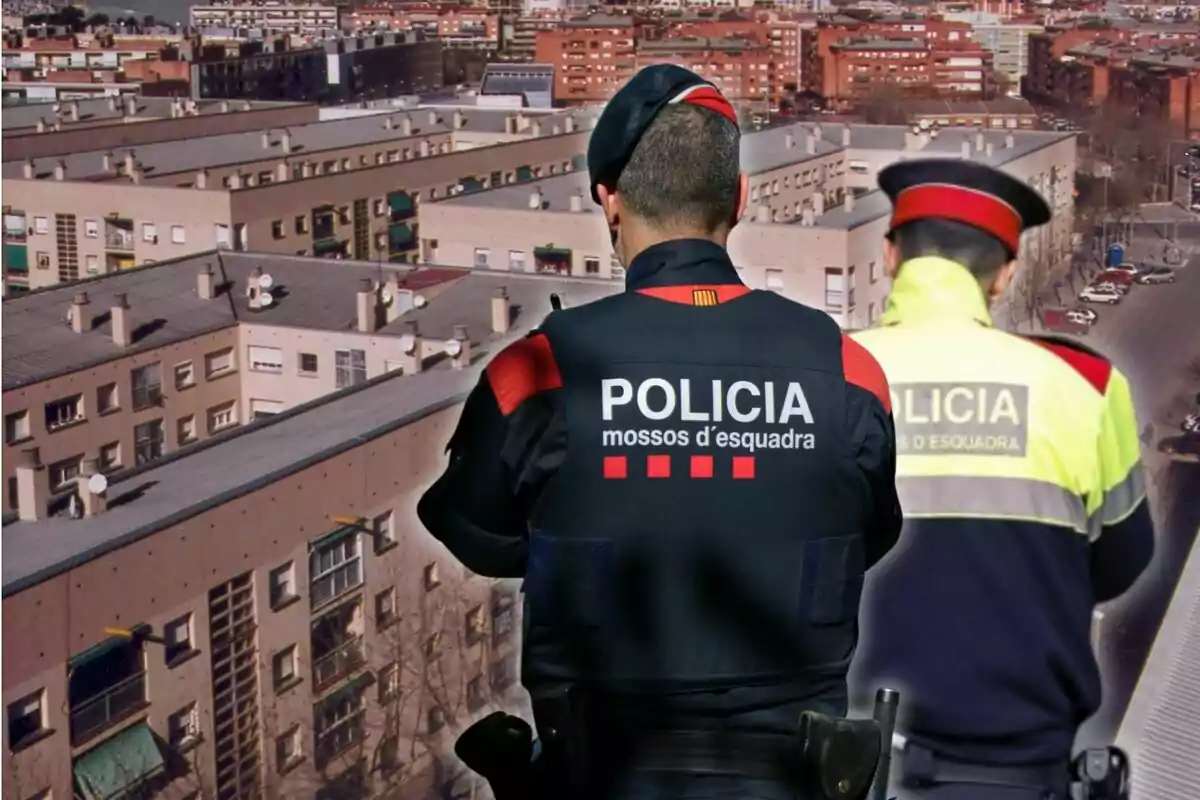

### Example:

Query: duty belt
xmin=901 ymin=741 xmax=1071 ymax=793
xmin=635 ymin=729 xmax=795 ymax=778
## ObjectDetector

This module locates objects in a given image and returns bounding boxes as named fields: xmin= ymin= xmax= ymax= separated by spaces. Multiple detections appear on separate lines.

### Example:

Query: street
xmin=1063 ymin=251 xmax=1200 ymax=749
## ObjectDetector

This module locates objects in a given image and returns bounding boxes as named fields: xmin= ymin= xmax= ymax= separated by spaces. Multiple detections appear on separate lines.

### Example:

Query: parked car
xmin=1183 ymin=413 xmax=1200 ymax=434
xmin=1106 ymin=262 xmax=1141 ymax=275
xmin=1091 ymin=281 xmax=1129 ymax=295
xmin=1079 ymin=286 xmax=1122 ymax=304
xmin=1136 ymin=267 xmax=1176 ymax=284
xmin=1099 ymin=269 xmax=1135 ymax=286
xmin=1159 ymin=433 xmax=1200 ymax=461
xmin=1066 ymin=308 xmax=1098 ymax=326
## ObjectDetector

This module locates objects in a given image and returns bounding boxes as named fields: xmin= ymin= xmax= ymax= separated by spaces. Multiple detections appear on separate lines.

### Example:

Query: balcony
xmin=105 ymin=230 xmax=135 ymax=250
xmin=312 ymin=634 xmax=365 ymax=694
xmin=70 ymin=671 xmax=147 ymax=745
xmin=314 ymin=710 xmax=365 ymax=769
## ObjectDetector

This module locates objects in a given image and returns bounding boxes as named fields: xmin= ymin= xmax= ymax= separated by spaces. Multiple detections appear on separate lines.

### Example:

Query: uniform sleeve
xmin=843 ymin=335 xmax=903 ymax=570
xmin=416 ymin=333 xmax=567 ymax=578
xmin=1088 ymin=368 xmax=1155 ymax=602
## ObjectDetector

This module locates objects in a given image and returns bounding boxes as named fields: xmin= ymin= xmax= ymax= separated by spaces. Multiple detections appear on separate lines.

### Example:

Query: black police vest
xmin=522 ymin=288 xmax=872 ymax=697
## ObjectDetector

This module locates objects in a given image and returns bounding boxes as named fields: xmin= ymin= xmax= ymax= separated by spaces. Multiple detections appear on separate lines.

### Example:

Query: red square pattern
xmin=603 ymin=456 xmax=628 ymax=479
xmin=647 ymin=454 xmax=671 ymax=479
xmin=732 ymin=456 xmax=756 ymax=480
xmin=690 ymin=455 xmax=714 ymax=479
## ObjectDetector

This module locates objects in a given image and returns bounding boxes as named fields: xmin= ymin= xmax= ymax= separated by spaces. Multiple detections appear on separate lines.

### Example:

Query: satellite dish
xmin=258 ymin=291 xmax=275 ymax=307
xmin=381 ymin=290 xmax=394 ymax=306
xmin=258 ymin=273 xmax=274 ymax=290
xmin=413 ymin=294 xmax=428 ymax=308
xmin=87 ymin=473 xmax=109 ymax=495
xmin=399 ymin=333 xmax=417 ymax=354
xmin=445 ymin=338 xmax=463 ymax=358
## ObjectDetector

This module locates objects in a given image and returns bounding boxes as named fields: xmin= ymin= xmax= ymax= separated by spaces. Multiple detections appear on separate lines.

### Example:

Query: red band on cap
xmin=669 ymin=84 xmax=739 ymax=128
xmin=890 ymin=185 xmax=1022 ymax=254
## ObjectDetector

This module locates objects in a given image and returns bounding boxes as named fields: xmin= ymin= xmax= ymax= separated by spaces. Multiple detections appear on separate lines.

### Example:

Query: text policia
xmin=600 ymin=378 xmax=817 ymax=453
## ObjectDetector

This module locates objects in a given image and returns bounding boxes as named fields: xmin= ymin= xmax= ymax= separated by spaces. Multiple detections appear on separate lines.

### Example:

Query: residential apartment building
xmin=418 ymin=122 xmax=1077 ymax=331
xmin=2 ymin=107 xmax=594 ymax=293
xmin=189 ymin=3 xmax=342 ymax=40
xmin=960 ymin=17 xmax=1043 ymax=85
xmin=904 ymin=97 xmax=1039 ymax=129
xmin=534 ymin=13 xmax=640 ymax=103
xmin=349 ymin=6 xmax=501 ymax=52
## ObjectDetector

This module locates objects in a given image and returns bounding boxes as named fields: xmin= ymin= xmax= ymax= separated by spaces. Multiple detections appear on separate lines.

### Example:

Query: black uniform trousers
xmin=891 ymin=743 xmax=1071 ymax=800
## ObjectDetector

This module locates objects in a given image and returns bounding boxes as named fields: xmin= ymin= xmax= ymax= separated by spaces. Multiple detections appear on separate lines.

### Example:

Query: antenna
xmin=414 ymin=294 xmax=428 ymax=308
xmin=87 ymin=473 xmax=109 ymax=495
xmin=381 ymin=290 xmax=394 ymax=307
xmin=444 ymin=338 xmax=463 ymax=358
xmin=258 ymin=291 xmax=275 ymax=307
xmin=258 ymin=273 xmax=274 ymax=290
xmin=399 ymin=333 xmax=417 ymax=354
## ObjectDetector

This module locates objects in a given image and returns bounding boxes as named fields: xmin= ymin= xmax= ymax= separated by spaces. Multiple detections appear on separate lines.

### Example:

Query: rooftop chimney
xmin=14 ymin=448 xmax=48 ymax=522
xmin=384 ymin=274 xmax=411 ymax=323
xmin=419 ymin=139 xmax=430 ymax=157
xmin=755 ymin=205 xmax=771 ymax=224
xmin=961 ymin=139 xmax=972 ymax=159
xmin=985 ymin=142 xmax=995 ymax=158
xmin=529 ymin=187 xmax=543 ymax=210
xmin=384 ymin=116 xmax=394 ymax=130
xmin=195 ymin=168 xmax=208 ymax=190
xmin=130 ymin=163 xmax=143 ymax=185
xmin=812 ymin=192 xmax=825 ymax=217
xmin=1005 ymin=132 xmax=1015 ymax=149
xmin=401 ymin=115 xmax=412 ymax=136
xmin=801 ymin=206 xmax=815 ymax=226
xmin=450 ymin=324 xmax=470 ymax=370
xmin=68 ymin=100 xmax=80 ymax=122
xmin=428 ymin=110 xmax=438 ymax=126
xmin=123 ymin=149 xmax=136 ymax=175
xmin=53 ymin=159 xmax=66 ymax=181
xmin=813 ymin=124 xmax=823 ymax=140
xmin=110 ymin=293 xmax=131 ymax=347
xmin=22 ymin=159 xmax=34 ymax=179
xmin=806 ymin=134 xmax=816 ymax=155
xmin=36 ymin=118 xmax=46 ymax=133
xmin=785 ymin=132 xmax=795 ymax=149
xmin=401 ymin=320 xmax=423 ymax=374
xmin=531 ymin=120 xmax=543 ymax=137
xmin=504 ymin=115 xmax=518 ymax=135
xmin=261 ymin=130 xmax=272 ymax=148
xmin=123 ymin=94 xmax=136 ymax=116
xmin=843 ymin=191 xmax=855 ymax=213
xmin=228 ymin=172 xmax=243 ymax=190
xmin=491 ymin=287 xmax=511 ymax=334
xmin=102 ymin=151 xmax=114 ymax=172
xmin=275 ymin=160 xmax=289 ymax=182
xmin=107 ymin=95 xmax=118 ymax=112
xmin=220 ymin=100 xmax=230 ymax=113
xmin=356 ymin=278 xmax=377 ymax=333
xmin=569 ymin=191 xmax=583 ymax=212
xmin=842 ymin=126 xmax=851 ymax=146
xmin=75 ymin=458 xmax=107 ymax=518
xmin=71 ymin=292 xmax=92 ymax=333
xmin=565 ymin=115 xmax=576 ymax=133
xmin=197 ymin=263 xmax=215 ymax=299
xmin=453 ymin=110 xmax=465 ymax=130
xmin=975 ymin=128 xmax=985 ymax=152
xmin=280 ymin=128 xmax=292 ymax=153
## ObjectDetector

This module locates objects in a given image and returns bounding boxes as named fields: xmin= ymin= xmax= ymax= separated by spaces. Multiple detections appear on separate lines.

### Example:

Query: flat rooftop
xmin=1 ymin=96 xmax=306 ymax=134
xmin=5 ymin=107 xmax=587 ymax=182
xmin=1 ymin=250 xmax=469 ymax=391
xmin=0 ymin=269 xmax=623 ymax=596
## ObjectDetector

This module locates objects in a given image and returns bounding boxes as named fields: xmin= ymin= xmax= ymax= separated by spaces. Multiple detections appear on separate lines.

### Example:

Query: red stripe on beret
xmin=890 ymin=184 xmax=1023 ymax=254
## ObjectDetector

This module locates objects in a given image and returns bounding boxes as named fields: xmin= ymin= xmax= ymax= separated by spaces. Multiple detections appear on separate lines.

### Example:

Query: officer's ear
xmin=883 ymin=238 xmax=902 ymax=278
xmin=733 ymin=172 xmax=750 ymax=224
xmin=988 ymin=260 xmax=1018 ymax=302
xmin=596 ymin=184 xmax=620 ymax=228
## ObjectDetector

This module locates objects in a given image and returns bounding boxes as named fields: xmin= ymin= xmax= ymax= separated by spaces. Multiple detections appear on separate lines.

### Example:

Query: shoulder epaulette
xmin=1020 ymin=334 xmax=1114 ymax=394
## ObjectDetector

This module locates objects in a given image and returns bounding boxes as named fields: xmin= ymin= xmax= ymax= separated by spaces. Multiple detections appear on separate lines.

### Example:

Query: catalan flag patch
xmin=692 ymin=288 xmax=719 ymax=307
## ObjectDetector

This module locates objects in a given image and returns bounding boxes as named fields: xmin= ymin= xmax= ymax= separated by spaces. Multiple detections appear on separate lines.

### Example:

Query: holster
xmin=795 ymin=711 xmax=883 ymax=800
xmin=454 ymin=711 xmax=536 ymax=800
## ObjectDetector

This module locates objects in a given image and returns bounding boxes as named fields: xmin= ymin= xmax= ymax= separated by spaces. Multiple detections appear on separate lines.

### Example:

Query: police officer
xmin=418 ymin=64 xmax=903 ymax=800
xmin=848 ymin=159 xmax=1156 ymax=799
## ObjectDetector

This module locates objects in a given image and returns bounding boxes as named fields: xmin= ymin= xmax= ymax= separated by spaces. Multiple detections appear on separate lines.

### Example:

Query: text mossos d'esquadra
xmin=600 ymin=378 xmax=817 ymax=452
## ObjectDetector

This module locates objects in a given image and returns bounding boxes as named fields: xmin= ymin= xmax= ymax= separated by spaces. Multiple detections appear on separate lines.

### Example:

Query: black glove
xmin=455 ymin=712 xmax=536 ymax=800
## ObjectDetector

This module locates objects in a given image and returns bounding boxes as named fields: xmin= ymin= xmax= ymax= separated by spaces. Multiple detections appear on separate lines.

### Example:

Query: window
xmin=426 ymin=704 xmax=446 ymax=734
xmin=171 ymin=225 xmax=186 ymax=244
xmin=378 ymin=663 xmax=400 ymax=704
xmin=584 ymin=256 xmax=600 ymax=275
xmin=131 ymin=363 xmax=162 ymax=411
xmin=374 ymin=511 xmax=395 ymax=552
xmin=467 ymin=676 xmax=486 ymax=711
xmin=215 ymin=224 xmax=231 ymax=248
xmin=824 ymin=268 xmax=845 ymax=310
xmin=298 ymin=352 xmax=318 ymax=374
xmin=493 ymin=600 xmax=514 ymax=641
xmin=294 ymin=215 xmax=307 ymax=235
xmin=424 ymin=632 xmax=442 ymax=660
xmin=869 ymin=260 xmax=879 ymax=284
xmin=250 ymin=399 xmax=284 ymax=421
xmin=36 ymin=252 xmax=50 ymax=270
xmin=7 ymin=690 xmax=46 ymax=748
xmin=423 ymin=562 xmax=440 ymax=591
xmin=85 ymin=254 xmax=99 ymax=274
xmin=174 ymin=361 xmax=195 ymax=390
xmin=269 ymin=562 xmax=296 ymax=608
xmin=373 ymin=199 xmax=385 ymax=216
xmin=334 ymin=349 xmax=366 ymax=389
xmin=846 ymin=266 xmax=856 ymax=309
xmin=273 ymin=646 xmax=298 ymax=689
xmin=507 ymin=250 xmax=525 ymax=271
xmin=176 ymin=415 xmax=197 ymax=445
xmin=167 ymin=703 xmax=199 ymax=748
xmin=33 ymin=216 xmax=48 ymax=234
xmin=868 ymin=302 xmax=877 ymax=325
xmin=164 ymin=614 xmax=194 ymax=663
xmin=491 ymin=653 xmax=517 ymax=691
xmin=276 ymin=726 xmax=303 ymax=772
xmin=248 ymin=345 xmax=284 ymax=373
xmin=45 ymin=394 xmax=83 ymax=430
xmin=134 ymin=419 xmax=164 ymax=465
xmin=310 ymin=532 xmax=363 ymax=608
xmin=48 ymin=455 xmax=82 ymax=491
xmin=207 ymin=401 xmax=237 ymax=434
xmin=99 ymin=442 xmax=121 ymax=472
xmin=4 ymin=410 xmax=30 ymax=443
xmin=205 ymin=348 xmax=234 ymax=377
xmin=465 ymin=605 xmax=485 ymax=645
xmin=375 ymin=588 xmax=396 ymax=629
xmin=473 ymin=247 xmax=490 ymax=268
xmin=765 ymin=269 xmax=785 ymax=293
xmin=141 ymin=222 xmax=157 ymax=242
xmin=271 ymin=220 xmax=284 ymax=239
xmin=96 ymin=383 xmax=118 ymax=413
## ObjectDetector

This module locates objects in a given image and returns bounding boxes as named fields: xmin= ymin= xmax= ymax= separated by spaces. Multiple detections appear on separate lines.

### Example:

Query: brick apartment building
xmin=1 ymin=257 xmax=623 ymax=800
xmin=2 ymin=105 xmax=593 ymax=294
xmin=534 ymin=11 xmax=801 ymax=107
xmin=800 ymin=13 xmax=993 ymax=108
xmin=349 ymin=5 xmax=500 ymax=53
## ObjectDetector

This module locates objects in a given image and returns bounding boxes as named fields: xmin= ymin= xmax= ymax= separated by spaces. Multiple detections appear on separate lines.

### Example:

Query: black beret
xmin=878 ymin=158 xmax=1051 ymax=255
xmin=586 ymin=64 xmax=738 ymax=204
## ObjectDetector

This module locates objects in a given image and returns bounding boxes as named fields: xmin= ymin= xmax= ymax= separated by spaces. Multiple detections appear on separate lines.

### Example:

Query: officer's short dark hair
xmin=615 ymin=103 xmax=740 ymax=233
xmin=888 ymin=219 xmax=1013 ymax=278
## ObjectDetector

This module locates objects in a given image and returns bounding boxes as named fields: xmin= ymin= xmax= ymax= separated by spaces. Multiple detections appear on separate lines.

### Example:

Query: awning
xmin=458 ymin=177 xmax=483 ymax=192
xmin=309 ymin=524 xmax=357 ymax=551
xmin=389 ymin=223 xmax=414 ymax=248
xmin=69 ymin=624 xmax=149 ymax=670
xmin=74 ymin=722 xmax=165 ymax=800
xmin=387 ymin=192 xmax=413 ymax=213
xmin=515 ymin=166 xmax=534 ymax=182
xmin=534 ymin=246 xmax=571 ymax=259
xmin=4 ymin=243 xmax=29 ymax=272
